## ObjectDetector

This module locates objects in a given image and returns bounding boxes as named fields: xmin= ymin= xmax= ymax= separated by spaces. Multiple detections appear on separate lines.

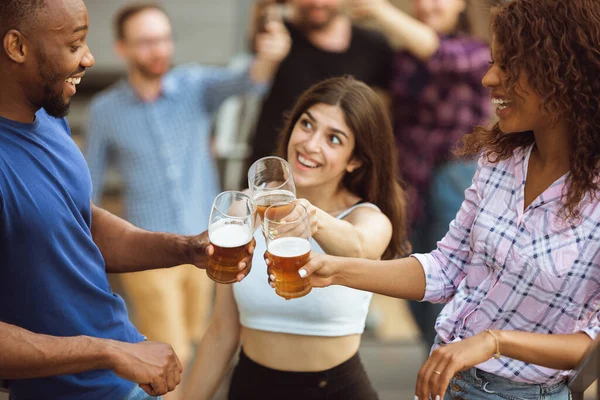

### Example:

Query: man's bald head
xmin=0 ymin=0 xmax=47 ymax=36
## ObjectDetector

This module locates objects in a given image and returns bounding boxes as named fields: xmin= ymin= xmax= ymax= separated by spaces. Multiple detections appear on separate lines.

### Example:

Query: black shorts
xmin=228 ymin=349 xmax=379 ymax=400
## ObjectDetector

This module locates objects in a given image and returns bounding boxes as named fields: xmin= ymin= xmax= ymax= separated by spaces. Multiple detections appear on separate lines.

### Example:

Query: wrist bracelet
xmin=485 ymin=329 xmax=502 ymax=359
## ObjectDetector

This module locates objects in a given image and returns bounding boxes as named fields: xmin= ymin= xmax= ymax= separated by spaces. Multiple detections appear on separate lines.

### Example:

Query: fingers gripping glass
xmin=264 ymin=202 xmax=312 ymax=299
xmin=248 ymin=156 xmax=296 ymax=219
xmin=207 ymin=191 xmax=256 ymax=284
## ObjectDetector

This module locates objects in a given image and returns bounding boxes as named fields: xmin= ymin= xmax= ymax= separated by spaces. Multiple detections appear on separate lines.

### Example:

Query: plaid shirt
xmin=413 ymin=145 xmax=600 ymax=384
xmin=85 ymin=64 xmax=265 ymax=235
xmin=392 ymin=35 xmax=492 ymax=229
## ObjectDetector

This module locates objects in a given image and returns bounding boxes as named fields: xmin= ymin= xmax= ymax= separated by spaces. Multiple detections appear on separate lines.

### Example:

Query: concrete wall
xmin=84 ymin=0 xmax=491 ymax=73
xmin=85 ymin=0 xmax=250 ymax=71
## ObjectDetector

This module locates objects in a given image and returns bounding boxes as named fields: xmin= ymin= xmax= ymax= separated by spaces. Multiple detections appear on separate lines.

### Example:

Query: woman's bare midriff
xmin=240 ymin=327 xmax=362 ymax=371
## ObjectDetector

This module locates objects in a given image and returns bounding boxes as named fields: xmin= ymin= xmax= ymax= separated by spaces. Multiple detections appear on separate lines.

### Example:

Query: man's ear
xmin=115 ymin=40 xmax=127 ymax=59
xmin=3 ymin=30 xmax=28 ymax=64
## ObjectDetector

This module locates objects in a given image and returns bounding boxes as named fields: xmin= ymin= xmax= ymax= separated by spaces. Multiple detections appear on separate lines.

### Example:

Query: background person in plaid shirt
xmin=348 ymin=0 xmax=493 ymax=351
xmin=295 ymin=0 xmax=600 ymax=398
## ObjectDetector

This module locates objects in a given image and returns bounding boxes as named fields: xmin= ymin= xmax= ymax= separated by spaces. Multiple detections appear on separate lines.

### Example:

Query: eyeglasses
xmin=125 ymin=34 xmax=174 ymax=50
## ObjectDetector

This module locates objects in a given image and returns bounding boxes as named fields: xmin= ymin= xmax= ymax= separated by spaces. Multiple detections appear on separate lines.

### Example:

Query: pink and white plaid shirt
xmin=413 ymin=144 xmax=600 ymax=384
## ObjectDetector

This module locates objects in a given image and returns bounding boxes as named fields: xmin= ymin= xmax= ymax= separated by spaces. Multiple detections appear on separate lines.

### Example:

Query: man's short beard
xmin=38 ymin=51 xmax=70 ymax=118
xmin=41 ymin=85 xmax=70 ymax=118
xmin=134 ymin=61 xmax=169 ymax=80
xmin=297 ymin=7 xmax=339 ymax=31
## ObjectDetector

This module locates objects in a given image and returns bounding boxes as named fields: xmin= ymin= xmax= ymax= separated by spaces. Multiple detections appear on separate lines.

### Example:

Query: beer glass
xmin=248 ymin=156 xmax=296 ymax=219
xmin=263 ymin=202 xmax=312 ymax=299
xmin=207 ymin=191 xmax=256 ymax=284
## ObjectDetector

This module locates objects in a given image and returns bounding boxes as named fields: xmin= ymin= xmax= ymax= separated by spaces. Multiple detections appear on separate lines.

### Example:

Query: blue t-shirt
xmin=0 ymin=109 xmax=144 ymax=399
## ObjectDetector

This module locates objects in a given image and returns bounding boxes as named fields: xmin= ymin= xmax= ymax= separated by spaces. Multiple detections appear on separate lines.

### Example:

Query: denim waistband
xmin=456 ymin=367 xmax=568 ymax=396
xmin=433 ymin=336 xmax=567 ymax=396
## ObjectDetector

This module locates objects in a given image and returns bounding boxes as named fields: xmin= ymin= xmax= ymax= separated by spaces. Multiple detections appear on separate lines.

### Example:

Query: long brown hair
xmin=456 ymin=0 xmax=600 ymax=220
xmin=276 ymin=76 xmax=410 ymax=259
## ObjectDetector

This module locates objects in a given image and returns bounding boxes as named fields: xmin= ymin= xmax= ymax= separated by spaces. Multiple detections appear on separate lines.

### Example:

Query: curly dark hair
xmin=457 ymin=0 xmax=600 ymax=219
xmin=0 ymin=0 xmax=45 ymax=35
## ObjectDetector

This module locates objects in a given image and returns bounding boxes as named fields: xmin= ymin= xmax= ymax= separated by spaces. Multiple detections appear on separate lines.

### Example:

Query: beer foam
xmin=268 ymin=237 xmax=311 ymax=258
xmin=209 ymin=222 xmax=252 ymax=248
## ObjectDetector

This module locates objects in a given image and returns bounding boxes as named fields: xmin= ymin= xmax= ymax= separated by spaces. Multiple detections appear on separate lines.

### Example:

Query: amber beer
xmin=208 ymin=222 xmax=253 ymax=284
xmin=255 ymin=189 xmax=295 ymax=219
xmin=267 ymin=237 xmax=312 ymax=299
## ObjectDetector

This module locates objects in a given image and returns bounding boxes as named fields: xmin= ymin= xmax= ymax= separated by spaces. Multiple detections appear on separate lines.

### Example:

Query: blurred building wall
xmin=85 ymin=0 xmax=243 ymax=71
xmin=84 ymin=0 xmax=490 ymax=74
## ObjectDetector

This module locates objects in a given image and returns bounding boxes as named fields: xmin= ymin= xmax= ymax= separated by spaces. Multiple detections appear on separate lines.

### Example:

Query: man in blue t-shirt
xmin=0 ymin=1 xmax=254 ymax=399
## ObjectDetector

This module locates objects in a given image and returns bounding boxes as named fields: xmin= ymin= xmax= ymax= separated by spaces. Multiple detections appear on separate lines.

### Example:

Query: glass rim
xmin=212 ymin=190 xmax=256 ymax=220
xmin=263 ymin=201 xmax=308 ymax=226
xmin=248 ymin=155 xmax=289 ymax=171
xmin=248 ymin=156 xmax=295 ymax=192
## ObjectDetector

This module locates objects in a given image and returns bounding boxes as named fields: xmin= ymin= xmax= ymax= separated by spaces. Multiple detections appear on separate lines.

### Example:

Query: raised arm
xmin=194 ymin=19 xmax=290 ymax=114
xmin=182 ymin=285 xmax=242 ymax=400
xmin=90 ymin=204 xmax=203 ymax=273
xmin=301 ymin=158 xmax=485 ymax=302
xmin=298 ymin=200 xmax=392 ymax=260
xmin=91 ymin=204 xmax=255 ymax=276
xmin=249 ymin=20 xmax=291 ymax=84
xmin=350 ymin=0 xmax=440 ymax=60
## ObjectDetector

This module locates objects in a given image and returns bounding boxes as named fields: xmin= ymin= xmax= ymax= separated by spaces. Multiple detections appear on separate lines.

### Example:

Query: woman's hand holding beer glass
xmin=268 ymin=253 xmax=341 ymax=289
xmin=206 ymin=191 xmax=257 ymax=284
xmin=290 ymin=198 xmax=322 ymax=236
xmin=263 ymin=202 xmax=313 ymax=300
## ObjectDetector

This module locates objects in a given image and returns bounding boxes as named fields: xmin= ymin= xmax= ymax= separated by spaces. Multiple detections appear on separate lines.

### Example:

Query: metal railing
xmin=569 ymin=336 xmax=599 ymax=399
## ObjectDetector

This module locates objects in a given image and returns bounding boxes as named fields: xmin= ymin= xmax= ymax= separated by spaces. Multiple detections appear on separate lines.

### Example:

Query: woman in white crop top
xmin=183 ymin=76 xmax=410 ymax=400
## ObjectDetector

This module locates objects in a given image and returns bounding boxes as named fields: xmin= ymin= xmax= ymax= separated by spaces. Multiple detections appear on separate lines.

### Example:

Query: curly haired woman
xmin=293 ymin=0 xmax=600 ymax=398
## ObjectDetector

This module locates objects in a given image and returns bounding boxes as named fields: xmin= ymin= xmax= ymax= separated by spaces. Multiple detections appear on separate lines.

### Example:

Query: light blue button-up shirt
xmin=85 ymin=63 xmax=265 ymax=235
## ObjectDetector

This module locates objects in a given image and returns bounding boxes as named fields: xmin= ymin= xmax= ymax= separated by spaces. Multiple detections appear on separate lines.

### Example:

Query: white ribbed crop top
xmin=233 ymin=202 xmax=380 ymax=337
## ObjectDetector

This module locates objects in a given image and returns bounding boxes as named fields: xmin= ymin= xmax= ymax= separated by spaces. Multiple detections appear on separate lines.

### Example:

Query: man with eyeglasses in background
xmin=84 ymin=5 xmax=290 ymax=399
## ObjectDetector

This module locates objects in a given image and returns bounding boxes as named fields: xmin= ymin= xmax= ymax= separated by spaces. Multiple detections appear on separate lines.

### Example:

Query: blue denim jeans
xmin=443 ymin=368 xmax=571 ymax=400
xmin=122 ymin=385 xmax=162 ymax=400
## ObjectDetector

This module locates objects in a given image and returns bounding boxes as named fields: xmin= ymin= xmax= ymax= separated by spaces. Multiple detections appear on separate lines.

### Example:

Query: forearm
xmin=249 ymin=57 xmax=279 ymax=83
xmin=183 ymin=323 xmax=240 ymax=399
xmin=313 ymin=211 xmax=367 ymax=258
xmin=495 ymin=330 xmax=593 ymax=370
xmin=91 ymin=205 xmax=192 ymax=274
xmin=336 ymin=256 xmax=426 ymax=301
xmin=372 ymin=3 xmax=439 ymax=60
xmin=0 ymin=321 xmax=112 ymax=379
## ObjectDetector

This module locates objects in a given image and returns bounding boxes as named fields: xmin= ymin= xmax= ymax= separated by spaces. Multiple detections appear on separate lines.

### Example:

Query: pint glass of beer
xmin=207 ymin=191 xmax=256 ymax=284
xmin=248 ymin=156 xmax=296 ymax=219
xmin=263 ymin=202 xmax=312 ymax=299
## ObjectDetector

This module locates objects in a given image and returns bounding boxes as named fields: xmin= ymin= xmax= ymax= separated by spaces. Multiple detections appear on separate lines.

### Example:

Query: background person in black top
xmin=245 ymin=0 xmax=394 ymax=171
